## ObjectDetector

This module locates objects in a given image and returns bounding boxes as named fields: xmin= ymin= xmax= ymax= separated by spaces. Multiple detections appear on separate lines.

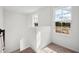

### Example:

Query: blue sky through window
xmin=55 ymin=7 xmax=71 ymax=21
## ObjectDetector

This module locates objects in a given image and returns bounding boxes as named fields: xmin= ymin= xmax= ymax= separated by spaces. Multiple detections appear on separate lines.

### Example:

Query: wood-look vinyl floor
xmin=20 ymin=47 xmax=35 ymax=53
xmin=12 ymin=43 xmax=77 ymax=53
xmin=47 ymin=43 xmax=76 ymax=53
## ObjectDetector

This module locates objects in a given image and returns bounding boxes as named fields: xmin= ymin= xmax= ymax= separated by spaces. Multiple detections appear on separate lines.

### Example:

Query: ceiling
xmin=4 ymin=6 xmax=43 ymax=14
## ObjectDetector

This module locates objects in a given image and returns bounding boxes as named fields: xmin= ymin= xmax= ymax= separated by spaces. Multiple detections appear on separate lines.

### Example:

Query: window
xmin=55 ymin=7 xmax=71 ymax=34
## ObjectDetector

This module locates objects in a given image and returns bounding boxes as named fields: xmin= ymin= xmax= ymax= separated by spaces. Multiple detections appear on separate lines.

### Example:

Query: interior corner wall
xmin=4 ymin=10 xmax=29 ymax=52
xmin=33 ymin=7 xmax=52 ymax=27
xmin=28 ymin=7 xmax=52 ymax=50
xmin=52 ymin=6 xmax=79 ymax=52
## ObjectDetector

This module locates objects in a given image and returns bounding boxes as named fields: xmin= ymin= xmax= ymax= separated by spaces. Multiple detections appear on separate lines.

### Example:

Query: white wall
xmin=37 ymin=26 xmax=51 ymax=49
xmin=28 ymin=7 xmax=52 ymax=50
xmin=52 ymin=6 xmax=79 ymax=52
xmin=0 ymin=7 xmax=4 ymax=53
xmin=0 ymin=7 xmax=4 ymax=29
xmin=28 ymin=28 xmax=36 ymax=50
xmin=36 ymin=7 xmax=52 ymax=49
xmin=25 ymin=7 xmax=52 ymax=27
xmin=33 ymin=7 xmax=52 ymax=27
xmin=4 ymin=10 xmax=29 ymax=52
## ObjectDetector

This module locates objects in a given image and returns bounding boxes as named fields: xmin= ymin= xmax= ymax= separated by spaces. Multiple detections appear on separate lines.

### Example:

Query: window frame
xmin=54 ymin=7 xmax=72 ymax=35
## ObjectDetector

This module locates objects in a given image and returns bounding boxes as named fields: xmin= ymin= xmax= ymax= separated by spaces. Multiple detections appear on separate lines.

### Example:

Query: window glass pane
xmin=55 ymin=9 xmax=62 ymax=21
xmin=55 ymin=7 xmax=71 ymax=21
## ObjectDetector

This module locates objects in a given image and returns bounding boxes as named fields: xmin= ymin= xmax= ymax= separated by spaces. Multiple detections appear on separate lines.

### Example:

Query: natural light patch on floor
xmin=36 ymin=47 xmax=57 ymax=53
